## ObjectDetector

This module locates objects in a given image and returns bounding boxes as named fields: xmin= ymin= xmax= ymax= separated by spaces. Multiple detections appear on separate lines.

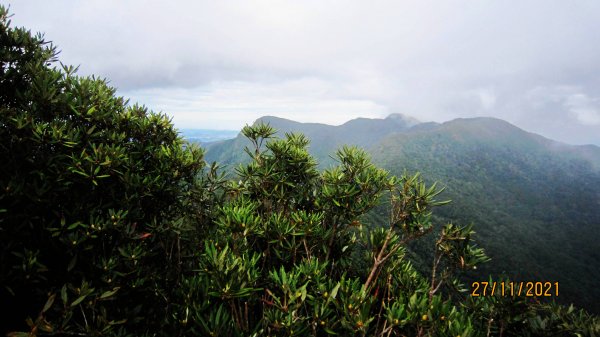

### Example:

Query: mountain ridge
xmin=204 ymin=114 xmax=600 ymax=170
xmin=203 ymin=114 xmax=600 ymax=313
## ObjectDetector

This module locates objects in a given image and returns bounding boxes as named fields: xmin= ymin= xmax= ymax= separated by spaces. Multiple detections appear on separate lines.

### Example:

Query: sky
xmin=5 ymin=0 xmax=600 ymax=145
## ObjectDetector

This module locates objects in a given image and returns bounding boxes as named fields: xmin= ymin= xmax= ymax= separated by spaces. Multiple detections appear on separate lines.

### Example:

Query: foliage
xmin=2 ymin=6 xmax=599 ymax=336
xmin=178 ymin=123 xmax=600 ymax=337
xmin=175 ymin=123 xmax=479 ymax=336
xmin=370 ymin=121 xmax=600 ymax=314
xmin=0 ymin=6 xmax=222 ymax=335
xmin=206 ymin=114 xmax=600 ymax=314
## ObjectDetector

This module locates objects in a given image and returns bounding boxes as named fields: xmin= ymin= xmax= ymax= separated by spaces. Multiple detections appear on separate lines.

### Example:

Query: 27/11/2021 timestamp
xmin=471 ymin=281 xmax=559 ymax=297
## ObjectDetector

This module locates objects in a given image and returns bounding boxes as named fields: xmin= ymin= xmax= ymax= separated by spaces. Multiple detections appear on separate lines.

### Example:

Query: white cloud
xmin=478 ymin=89 xmax=497 ymax=111
xmin=124 ymin=78 xmax=389 ymax=129
xmin=5 ymin=0 xmax=600 ymax=144
xmin=459 ymin=88 xmax=497 ymax=112
xmin=565 ymin=94 xmax=600 ymax=126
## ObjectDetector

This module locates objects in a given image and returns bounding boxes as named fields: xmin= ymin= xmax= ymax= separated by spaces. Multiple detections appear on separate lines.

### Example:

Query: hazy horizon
xmin=6 ymin=1 xmax=600 ymax=145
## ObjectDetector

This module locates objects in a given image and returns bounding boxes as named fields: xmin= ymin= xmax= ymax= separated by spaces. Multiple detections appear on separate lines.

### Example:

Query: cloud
xmin=5 ymin=0 xmax=600 ymax=144
xmin=565 ymin=94 xmax=600 ymax=126
xmin=125 ymin=78 xmax=389 ymax=129
xmin=513 ymin=86 xmax=600 ymax=145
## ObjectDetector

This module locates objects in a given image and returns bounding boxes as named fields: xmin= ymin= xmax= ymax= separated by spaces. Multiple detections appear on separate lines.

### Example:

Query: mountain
xmin=204 ymin=114 xmax=600 ymax=313
xmin=204 ymin=114 xmax=417 ymax=167
xmin=371 ymin=117 xmax=600 ymax=312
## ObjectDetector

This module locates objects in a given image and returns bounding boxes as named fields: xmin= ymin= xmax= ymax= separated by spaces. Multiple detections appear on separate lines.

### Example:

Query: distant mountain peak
xmin=253 ymin=115 xmax=296 ymax=124
xmin=385 ymin=113 xmax=420 ymax=127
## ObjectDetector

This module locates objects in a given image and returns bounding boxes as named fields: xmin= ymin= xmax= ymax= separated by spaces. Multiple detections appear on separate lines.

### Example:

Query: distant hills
xmin=199 ymin=114 xmax=600 ymax=313
xmin=203 ymin=114 xmax=422 ymax=167
xmin=178 ymin=128 xmax=239 ymax=143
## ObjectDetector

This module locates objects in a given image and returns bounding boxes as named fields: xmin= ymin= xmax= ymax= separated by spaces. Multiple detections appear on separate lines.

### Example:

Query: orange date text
xmin=470 ymin=281 xmax=558 ymax=297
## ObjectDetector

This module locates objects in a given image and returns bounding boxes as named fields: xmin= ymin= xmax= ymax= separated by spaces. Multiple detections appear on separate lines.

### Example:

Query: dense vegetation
xmin=1 ymin=6 xmax=599 ymax=336
xmin=370 ymin=119 xmax=600 ymax=314
xmin=204 ymin=115 xmax=418 ymax=169
xmin=205 ymin=115 xmax=600 ymax=314
xmin=0 ymin=6 xmax=210 ymax=334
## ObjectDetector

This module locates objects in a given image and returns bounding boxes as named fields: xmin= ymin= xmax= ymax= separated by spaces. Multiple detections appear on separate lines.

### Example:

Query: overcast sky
xmin=6 ymin=1 xmax=600 ymax=145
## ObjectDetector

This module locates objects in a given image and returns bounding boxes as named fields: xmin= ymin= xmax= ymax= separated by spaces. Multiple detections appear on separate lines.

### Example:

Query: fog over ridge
xmin=6 ymin=0 xmax=600 ymax=145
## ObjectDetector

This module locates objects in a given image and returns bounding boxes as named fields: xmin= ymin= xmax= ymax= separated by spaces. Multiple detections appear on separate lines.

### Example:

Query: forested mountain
xmin=3 ymin=6 xmax=599 ymax=335
xmin=204 ymin=114 xmax=417 ymax=167
xmin=205 ymin=114 xmax=600 ymax=313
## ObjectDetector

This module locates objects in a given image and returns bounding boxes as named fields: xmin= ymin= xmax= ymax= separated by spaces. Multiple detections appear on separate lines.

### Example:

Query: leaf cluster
xmin=1 ymin=6 xmax=598 ymax=336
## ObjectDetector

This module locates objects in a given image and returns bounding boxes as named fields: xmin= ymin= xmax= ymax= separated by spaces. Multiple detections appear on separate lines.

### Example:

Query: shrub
xmin=2 ymin=6 xmax=598 ymax=336
xmin=0 ymin=6 xmax=215 ymax=335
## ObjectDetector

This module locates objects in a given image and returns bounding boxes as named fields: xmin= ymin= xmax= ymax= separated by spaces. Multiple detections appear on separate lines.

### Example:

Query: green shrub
xmin=0 ymin=6 xmax=217 ymax=335
xmin=171 ymin=124 xmax=491 ymax=336
xmin=2 ymin=5 xmax=598 ymax=336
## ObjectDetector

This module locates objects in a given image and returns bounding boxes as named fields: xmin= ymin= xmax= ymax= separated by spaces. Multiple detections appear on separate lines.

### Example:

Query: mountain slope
xmin=204 ymin=114 xmax=417 ymax=168
xmin=370 ymin=117 xmax=600 ymax=313
xmin=203 ymin=114 xmax=600 ymax=313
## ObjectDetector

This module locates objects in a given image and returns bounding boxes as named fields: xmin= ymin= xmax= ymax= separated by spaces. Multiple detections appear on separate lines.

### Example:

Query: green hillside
xmin=3 ymin=6 xmax=599 ymax=335
xmin=204 ymin=114 xmax=416 ymax=168
xmin=371 ymin=117 xmax=600 ymax=313
xmin=206 ymin=115 xmax=600 ymax=313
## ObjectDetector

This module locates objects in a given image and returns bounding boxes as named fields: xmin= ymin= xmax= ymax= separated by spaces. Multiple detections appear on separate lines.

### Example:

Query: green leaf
xmin=70 ymin=294 xmax=88 ymax=307
xmin=329 ymin=282 xmax=340 ymax=301
xmin=72 ymin=169 xmax=89 ymax=177
xmin=67 ymin=255 xmax=77 ymax=271
xmin=108 ymin=319 xmax=127 ymax=325
xmin=61 ymin=285 xmax=68 ymax=304
xmin=42 ymin=293 xmax=56 ymax=313
xmin=324 ymin=327 xmax=338 ymax=335
xmin=100 ymin=287 xmax=120 ymax=299
xmin=409 ymin=293 xmax=417 ymax=308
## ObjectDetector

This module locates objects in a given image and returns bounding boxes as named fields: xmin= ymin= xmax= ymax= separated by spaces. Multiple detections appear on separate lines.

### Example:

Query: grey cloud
xmin=5 ymin=0 xmax=600 ymax=144
xmin=565 ymin=94 xmax=600 ymax=126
